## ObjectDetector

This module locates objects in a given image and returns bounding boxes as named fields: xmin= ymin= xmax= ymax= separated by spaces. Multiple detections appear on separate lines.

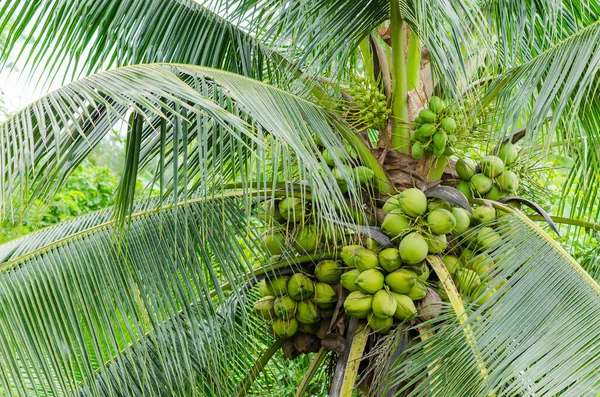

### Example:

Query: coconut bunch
xmin=346 ymin=77 xmax=391 ymax=129
xmin=455 ymin=141 xmax=520 ymax=200
xmin=410 ymin=96 xmax=458 ymax=159
xmin=319 ymin=146 xmax=375 ymax=192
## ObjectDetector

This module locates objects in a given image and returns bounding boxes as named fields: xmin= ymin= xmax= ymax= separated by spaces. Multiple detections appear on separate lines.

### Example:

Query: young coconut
xmin=419 ymin=109 xmax=437 ymax=123
xmin=440 ymin=117 xmax=457 ymax=133
xmin=426 ymin=234 xmax=447 ymax=254
xmin=278 ymin=197 xmax=307 ymax=223
xmin=267 ymin=276 xmax=289 ymax=297
xmin=485 ymin=184 xmax=504 ymax=200
xmin=274 ymin=295 xmax=298 ymax=319
xmin=399 ymin=232 xmax=429 ymax=264
xmin=340 ymin=245 xmax=363 ymax=267
xmin=398 ymin=188 xmax=428 ymax=218
xmin=258 ymin=279 xmax=274 ymax=297
xmin=407 ymin=280 xmax=428 ymax=301
xmin=253 ymin=296 xmax=277 ymax=320
xmin=385 ymin=268 xmax=417 ymax=294
xmin=368 ymin=313 xmax=393 ymax=334
xmin=498 ymin=170 xmax=519 ymax=193
xmin=442 ymin=254 xmax=462 ymax=274
xmin=427 ymin=208 xmax=457 ymax=235
xmin=354 ymin=166 xmax=375 ymax=184
xmin=273 ymin=318 xmax=299 ymax=338
xmin=382 ymin=195 xmax=401 ymax=213
xmin=344 ymin=291 xmax=373 ymax=318
xmin=473 ymin=206 xmax=496 ymax=224
xmin=296 ymin=300 xmax=320 ymax=324
xmin=340 ymin=269 xmax=361 ymax=292
xmin=293 ymin=225 xmax=319 ymax=253
xmin=287 ymin=273 xmax=314 ymax=301
xmin=477 ymin=227 xmax=503 ymax=251
xmin=263 ymin=233 xmax=286 ymax=256
xmin=415 ymin=262 xmax=430 ymax=282
xmin=456 ymin=181 xmax=473 ymax=198
xmin=372 ymin=289 xmax=398 ymax=318
xmin=378 ymin=248 xmax=402 ymax=273
xmin=381 ymin=210 xmax=412 ymax=238
xmin=428 ymin=96 xmax=446 ymax=114
xmin=391 ymin=292 xmax=418 ymax=320
xmin=452 ymin=208 xmax=471 ymax=233
xmin=258 ymin=199 xmax=286 ymax=224
xmin=311 ymin=282 xmax=337 ymax=309
xmin=480 ymin=155 xmax=505 ymax=178
xmin=298 ymin=322 xmax=319 ymax=334
xmin=455 ymin=268 xmax=482 ymax=293
xmin=497 ymin=141 xmax=518 ymax=165
xmin=470 ymin=174 xmax=493 ymax=196
xmin=355 ymin=269 xmax=385 ymax=294
xmin=456 ymin=158 xmax=477 ymax=181
xmin=314 ymin=260 xmax=342 ymax=284
xmin=354 ymin=247 xmax=380 ymax=271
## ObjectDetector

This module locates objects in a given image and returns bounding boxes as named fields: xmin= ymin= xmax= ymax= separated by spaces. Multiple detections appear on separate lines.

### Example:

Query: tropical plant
xmin=1 ymin=1 xmax=600 ymax=396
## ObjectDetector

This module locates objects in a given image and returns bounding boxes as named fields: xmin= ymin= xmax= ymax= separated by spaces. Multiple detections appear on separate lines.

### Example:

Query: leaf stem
xmin=407 ymin=30 xmax=421 ymax=91
xmin=236 ymin=338 xmax=285 ymax=397
xmin=294 ymin=347 xmax=328 ymax=397
xmin=390 ymin=2 xmax=410 ymax=153
xmin=427 ymin=156 xmax=448 ymax=181
xmin=528 ymin=215 xmax=600 ymax=232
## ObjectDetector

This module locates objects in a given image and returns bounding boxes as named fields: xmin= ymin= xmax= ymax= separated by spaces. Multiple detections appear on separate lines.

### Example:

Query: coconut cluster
xmin=346 ymin=78 xmax=391 ymax=128
xmin=320 ymin=146 xmax=375 ymax=193
xmin=410 ymin=96 xmax=458 ymax=159
xmin=455 ymin=141 xmax=520 ymax=200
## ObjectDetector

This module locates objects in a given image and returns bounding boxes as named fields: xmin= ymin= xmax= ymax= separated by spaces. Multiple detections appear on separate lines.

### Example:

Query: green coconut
xmin=459 ymin=249 xmax=475 ymax=266
xmin=267 ymin=276 xmax=289 ymax=297
xmin=354 ymin=248 xmax=380 ymax=272
xmin=253 ymin=296 xmax=276 ymax=320
xmin=381 ymin=210 xmax=412 ymax=238
xmin=440 ymin=117 xmax=457 ymax=133
xmin=477 ymin=227 xmax=502 ymax=251
xmin=322 ymin=149 xmax=336 ymax=167
xmin=480 ymin=155 xmax=505 ymax=178
xmin=485 ymin=184 xmax=504 ymax=200
xmin=452 ymin=208 xmax=471 ymax=233
xmin=382 ymin=195 xmax=401 ymax=213
xmin=372 ymin=289 xmax=398 ymax=318
xmin=274 ymin=295 xmax=298 ymax=319
xmin=399 ymin=232 xmax=429 ymax=264
xmin=414 ymin=124 xmax=436 ymax=142
xmin=311 ymin=282 xmax=338 ymax=309
xmin=428 ymin=96 xmax=446 ymax=113
xmin=470 ymin=254 xmax=494 ymax=279
xmin=407 ymin=280 xmax=427 ymax=301
xmin=442 ymin=254 xmax=462 ymax=274
xmin=355 ymin=269 xmax=385 ymax=294
xmin=278 ymin=197 xmax=307 ymax=223
xmin=427 ymin=199 xmax=451 ymax=212
xmin=315 ymin=260 xmax=342 ymax=284
xmin=273 ymin=318 xmax=299 ymax=338
xmin=354 ymin=166 xmax=375 ymax=184
xmin=455 ymin=268 xmax=481 ymax=293
xmin=433 ymin=145 xmax=445 ymax=157
xmin=298 ymin=322 xmax=319 ymax=334
xmin=378 ymin=248 xmax=402 ymax=273
xmin=296 ymin=300 xmax=320 ymax=324
xmin=415 ymin=262 xmax=430 ymax=282
xmin=258 ymin=279 xmax=274 ymax=297
xmin=344 ymin=291 xmax=373 ymax=318
xmin=293 ymin=226 xmax=319 ymax=253
xmin=498 ymin=141 xmax=518 ymax=165
xmin=419 ymin=108 xmax=437 ymax=123
xmin=473 ymin=206 xmax=496 ymax=223
xmin=368 ymin=312 xmax=393 ymax=334
xmin=456 ymin=181 xmax=473 ymax=199
xmin=340 ymin=245 xmax=363 ymax=267
xmin=426 ymin=233 xmax=448 ymax=254
xmin=456 ymin=158 xmax=477 ymax=181
xmin=365 ymin=237 xmax=382 ymax=253
xmin=470 ymin=173 xmax=493 ymax=196
xmin=433 ymin=130 xmax=448 ymax=151
xmin=472 ymin=285 xmax=497 ymax=306
xmin=258 ymin=199 xmax=286 ymax=224
xmin=427 ymin=208 xmax=456 ymax=235
xmin=340 ymin=269 xmax=361 ymax=292
xmin=412 ymin=141 xmax=425 ymax=159
xmin=263 ymin=232 xmax=285 ymax=255
xmin=391 ymin=292 xmax=418 ymax=320
xmin=398 ymin=188 xmax=428 ymax=218
xmin=385 ymin=269 xmax=417 ymax=294
xmin=287 ymin=273 xmax=314 ymax=301
xmin=498 ymin=170 xmax=519 ymax=193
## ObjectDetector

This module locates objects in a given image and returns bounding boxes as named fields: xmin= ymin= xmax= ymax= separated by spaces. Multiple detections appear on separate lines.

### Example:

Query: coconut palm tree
xmin=1 ymin=1 xmax=600 ymax=396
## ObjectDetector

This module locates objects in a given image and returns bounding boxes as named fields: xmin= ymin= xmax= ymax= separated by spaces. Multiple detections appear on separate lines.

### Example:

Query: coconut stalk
xmin=236 ymin=338 xmax=285 ymax=397
xmin=294 ymin=347 xmax=328 ymax=397
xmin=389 ymin=1 xmax=410 ymax=153
xmin=407 ymin=30 xmax=421 ymax=91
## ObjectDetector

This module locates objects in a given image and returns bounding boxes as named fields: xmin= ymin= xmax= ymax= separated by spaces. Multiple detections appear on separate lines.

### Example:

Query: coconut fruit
xmin=456 ymin=158 xmax=477 ymax=181
xmin=456 ymin=181 xmax=473 ymax=198
xmin=258 ymin=279 xmax=274 ymax=297
xmin=440 ymin=117 xmax=456 ymax=133
xmin=433 ymin=130 xmax=448 ymax=151
xmin=264 ymin=233 xmax=285 ymax=255
xmin=418 ymin=288 xmax=443 ymax=321
xmin=267 ymin=276 xmax=289 ymax=297
xmin=460 ymin=249 xmax=475 ymax=266
xmin=477 ymin=227 xmax=502 ymax=251
xmin=455 ymin=268 xmax=481 ymax=293
xmin=368 ymin=313 xmax=393 ymax=334
xmin=470 ymin=174 xmax=493 ymax=196
xmin=365 ymin=237 xmax=382 ymax=253
xmin=419 ymin=109 xmax=437 ymax=123
xmin=452 ymin=208 xmax=471 ymax=233
xmin=481 ymin=155 xmax=505 ymax=178
xmin=273 ymin=318 xmax=299 ymax=338
xmin=340 ymin=245 xmax=363 ymax=267
xmin=382 ymin=195 xmax=401 ymax=213
xmin=311 ymin=282 xmax=337 ymax=309
xmin=315 ymin=260 xmax=342 ymax=284
xmin=258 ymin=199 xmax=286 ymax=224
xmin=498 ymin=141 xmax=518 ymax=165
xmin=435 ymin=281 xmax=449 ymax=301
xmin=473 ymin=206 xmax=496 ymax=223
xmin=381 ymin=210 xmax=412 ymax=237
xmin=372 ymin=289 xmax=398 ymax=318
xmin=398 ymin=188 xmax=428 ymax=218
xmin=442 ymin=254 xmax=462 ymax=274
xmin=427 ymin=208 xmax=456 ymax=235
xmin=407 ymin=280 xmax=427 ymax=301
xmin=254 ymin=296 xmax=276 ymax=320
xmin=472 ymin=285 xmax=497 ymax=306
xmin=485 ymin=184 xmax=504 ymax=200
xmin=412 ymin=141 xmax=425 ymax=159
xmin=498 ymin=170 xmax=519 ymax=193
xmin=344 ymin=291 xmax=373 ymax=318
xmin=399 ymin=232 xmax=429 ymax=264
xmin=287 ymin=273 xmax=314 ymax=301
xmin=415 ymin=124 xmax=436 ymax=141
xmin=354 ymin=166 xmax=375 ymax=184
xmin=274 ymin=295 xmax=298 ymax=319
xmin=298 ymin=322 xmax=319 ymax=334
xmin=426 ymin=233 xmax=447 ymax=254
xmin=293 ymin=226 xmax=319 ymax=253
xmin=278 ymin=197 xmax=307 ymax=223
xmin=415 ymin=262 xmax=430 ymax=282
xmin=427 ymin=199 xmax=452 ymax=212
xmin=378 ymin=248 xmax=402 ymax=272
xmin=354 ymin=248 xmax=380 ymax=272
xmin=296 ymin=300 xmax=320 ymax=324
xmin=340 ymin=269 xmax=361 ymax=292
xmin=428 ymin=96 xmax=446 ymax=113
xmin=355 ymin=269 xmax=385 ymax=294
xmin=385 ymin=269 xmax=417 ymax=294
xmin=471 ymin=254 xmax=494 ymax=279
xmin=391 ymin=292 xmax=418 ymax=320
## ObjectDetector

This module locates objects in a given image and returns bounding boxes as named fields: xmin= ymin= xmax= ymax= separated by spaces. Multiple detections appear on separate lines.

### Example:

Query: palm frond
xmin=383 ymin=204 xmax=600 ymax=395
